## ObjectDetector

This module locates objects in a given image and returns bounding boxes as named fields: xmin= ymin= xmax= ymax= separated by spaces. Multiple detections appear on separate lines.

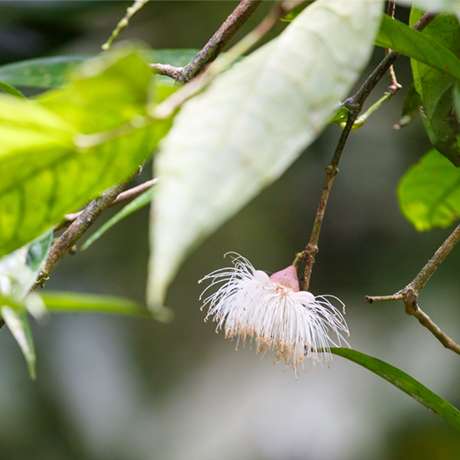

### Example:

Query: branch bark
xmin=34 ymin=183 xmax=127 ymax=288
xmin=151 ymin=0 xmax=261 ymax=82
xmin=154 ymin=0 xmax=300 ymax=119
xmin=63 ymin=179 xmax=156 ymax=225
xmin=367 ymin=224 xmax=460 ymax=355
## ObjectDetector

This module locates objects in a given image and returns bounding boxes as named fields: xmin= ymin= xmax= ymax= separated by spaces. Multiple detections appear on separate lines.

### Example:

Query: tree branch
xmin=367 ymin=224 xmax=460 ymax=355
xmin=293 ymin=11 xmax=436 ymax=290
xmin=151 ymin=0 xmax=262 ymax=82
xmin=34 ymin=183 xmax=127 ymax=288
xmin=154 ymin=0 xmax=300 ymax=119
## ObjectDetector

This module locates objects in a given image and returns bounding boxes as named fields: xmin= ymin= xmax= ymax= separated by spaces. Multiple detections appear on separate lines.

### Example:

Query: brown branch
xmin=63 ymin=179 xmax=157 ymax=224
xmin=367 ymin=224 xmax=460 ymax=355
xmin=34 ymin=183 xmax=127 ymax=289
xmin=154 ymin=0 xmax=299 ymax=119
xmin=293 ymin=11 xmax=436 ymax=290
xmin=151 ymin=0 xmax=262 ymax=82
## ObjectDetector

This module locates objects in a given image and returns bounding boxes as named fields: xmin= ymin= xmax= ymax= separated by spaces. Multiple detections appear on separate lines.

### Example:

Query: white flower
xmin=199 ymin=253 xmax=349 ymax=368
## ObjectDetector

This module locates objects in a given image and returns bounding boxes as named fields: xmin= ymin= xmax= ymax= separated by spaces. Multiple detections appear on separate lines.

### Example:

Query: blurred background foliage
xmin=0 ymin=2 xmax=459 ymax=459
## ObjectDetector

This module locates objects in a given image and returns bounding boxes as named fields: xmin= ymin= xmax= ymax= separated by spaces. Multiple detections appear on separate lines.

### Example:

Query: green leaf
xmin=0 ymin=47 xmax=166 ymax=258
xmin=375 ymin=15 xmax=460 ymax=81
xmin=41 ymin=291 xmax=147 ymax=316
xmin=1 ymin=305 xmax=36 ymax=379
xmin=0 ymin=233 xmax=52 ymax=377
xmin=394 ymin=83 xmax=422 ymax=129
xmin=332 ymin=348 xmax=460 ymax=431
xmin=398 ymin=149 xmax=460 ymax=230
xmin=82 ymin=188 xmax=153 ymax=250
xmin=0 ymin=81 xmax=24 ymax=98
xmin=26 ymin=232 xmax=53 ymax=271
xmin=409 ymin=11 xmax=460 ymax=165
xmin=0 ymin=50 xmax=197 ymax=89
xmin=148 ymin=0 xmax=384 ymax=309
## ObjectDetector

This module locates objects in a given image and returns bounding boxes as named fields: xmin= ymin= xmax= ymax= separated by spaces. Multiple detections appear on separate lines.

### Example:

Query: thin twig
xmin=293 ymin=11 xmax=436 ymax=290
xmin=154 ymin=0 xmax=300 ymax=119
xmin=63 ymin=179 xmax=157 ymax=224
xmin=34 ymin=183 xmax=127 ymax=289
xmin=367 ymin=224 xmax=460 ymax=355
xmin=151 ymin=0 xmax=262 ymax=82
xmin=386 ymin=1 xmax=401 ymax=94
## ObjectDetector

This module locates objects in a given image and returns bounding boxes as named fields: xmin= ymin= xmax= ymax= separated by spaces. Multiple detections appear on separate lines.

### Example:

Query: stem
xmin=63 ymin=179 xmax=157 ymax=224
xmin=367 ymin=224 xmax=460 ymax=356
xmin=154 ymin=0 xmax=300 ymax=119
xmin=151 ymin=0 xmax=262 ymax=82
xmin=102 ymin=0 xmax=150 ymax=51
xmin=299 ymin=114 xmax=356 ymax=289
xmin=293 ymin=11 xmax=436 ymax=290
xmin=386 ymin=0 xmax=401 ymax=94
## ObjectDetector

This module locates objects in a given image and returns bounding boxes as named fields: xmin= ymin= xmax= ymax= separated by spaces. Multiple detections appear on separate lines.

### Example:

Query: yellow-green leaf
xmin=398 ymin=149 xmax=460 ymax=230
xmin=0 ymin=47 xmax=162 ymax=258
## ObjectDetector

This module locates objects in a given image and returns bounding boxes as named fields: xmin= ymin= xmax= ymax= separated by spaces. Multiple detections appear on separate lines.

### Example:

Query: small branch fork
xmin=151 ymin=0 xmax=262 ymax=82
xmin=293 ymin=12 xmax=436 ymax=290
xmin=34 ymin=178 xmax=156 ymax=288
xmin=367 ymin=224 xmax=460 ymax=355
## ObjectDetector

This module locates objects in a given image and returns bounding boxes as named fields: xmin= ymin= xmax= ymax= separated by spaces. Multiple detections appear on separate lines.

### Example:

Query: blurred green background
xmin=0 ymin=1 xmax=459 ymax=459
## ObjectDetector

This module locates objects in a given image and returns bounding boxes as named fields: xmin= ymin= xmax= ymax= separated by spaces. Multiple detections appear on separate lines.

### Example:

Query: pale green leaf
xmin=82 ymin=188 xmax=153 ymax=250
xmin=41 ymin=291 xmax=147 ymax=316
xmin=148 ymin=0 xmax=384 ymax=308
xmin=0 ymin=233 xmax=52 ymax=376
xmin=1 ymin=305 xmax=36 ymax=379
xmin=332 ymin=348 xmax=460 ymax=431
xmin=398 ymin=149 xmax=460 ymax=230
xmin=0 ymin=47 xmax=164 ymax=258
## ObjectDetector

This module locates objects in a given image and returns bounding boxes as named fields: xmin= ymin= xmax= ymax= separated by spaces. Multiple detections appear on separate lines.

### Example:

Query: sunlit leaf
xmin=0 ymin=47 xmax=166 ymax=258
xmin=332 ymin=348 xmax=460 ymax=431
xmin=398 ymin=149 xmax=460 ymax=230
xmin=41 ymin=291 xmax=147 ymax=316
xmin=148 ymin=0 xmax=384 ymax=309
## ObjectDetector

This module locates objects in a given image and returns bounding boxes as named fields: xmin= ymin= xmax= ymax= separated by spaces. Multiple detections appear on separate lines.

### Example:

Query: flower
xmin=199 ymin=253 xmax=349 ymax=368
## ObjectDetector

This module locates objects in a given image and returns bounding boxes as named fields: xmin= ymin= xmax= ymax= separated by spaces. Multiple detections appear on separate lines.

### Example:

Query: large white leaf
xmin=397 ymin=0 xmax=460 ymax=14
xmin=148 ymin=0 xmax=383 ymax=309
